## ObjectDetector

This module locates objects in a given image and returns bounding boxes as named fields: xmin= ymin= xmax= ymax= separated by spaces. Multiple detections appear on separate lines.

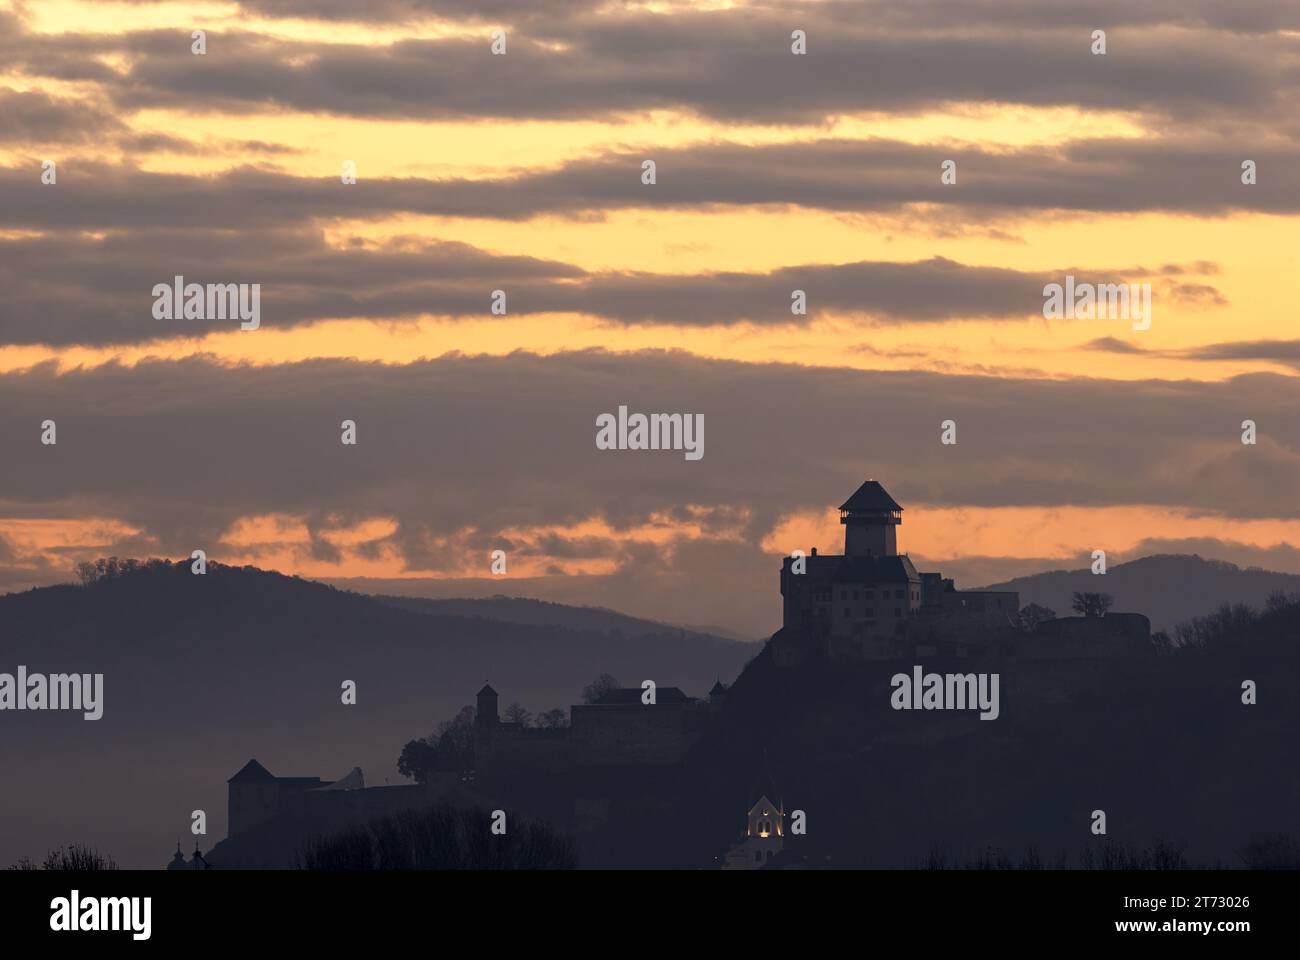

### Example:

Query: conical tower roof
xmin=839 ymin=480 xmax=902 ymax=512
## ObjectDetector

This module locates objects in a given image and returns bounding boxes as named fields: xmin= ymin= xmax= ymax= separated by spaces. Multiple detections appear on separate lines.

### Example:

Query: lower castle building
xmin=202 ymin=680 xmax=727 ymax=864
xmin=225 ymin=759 xmax=417 ymax=840
xmin=474 ymin=680 xmax=725 ymax=773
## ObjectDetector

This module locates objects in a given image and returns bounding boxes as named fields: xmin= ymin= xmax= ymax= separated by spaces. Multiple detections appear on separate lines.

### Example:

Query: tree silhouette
xmin=581 ymin=672 xmax=620 ymax=704
xmin=503 ymin=702 xmax=532 ymax=726
xmin=1017 ymin=602 xmax=1056 ymax=632
xmin=1238 ymin=833 xmax=1300 ymax=869
xmin=7 ymin=844 xmax=117 ymax=871
xmin=298 ymin=802 xmax=576 ymax=869
xmin=397 ymin=705 xmax=476 ymax=782
xmin=1071 ymin=592 xmax=1113 ymax=617
xmin=536 ymin=708 xmax=568 ymax=728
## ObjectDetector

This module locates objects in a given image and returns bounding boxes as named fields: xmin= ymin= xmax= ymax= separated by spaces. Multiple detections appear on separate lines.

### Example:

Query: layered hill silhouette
xmin=982 ymin=554 xmax=1300 ymax=633
xmin=0 ymin=561 xmax=752 ymax=869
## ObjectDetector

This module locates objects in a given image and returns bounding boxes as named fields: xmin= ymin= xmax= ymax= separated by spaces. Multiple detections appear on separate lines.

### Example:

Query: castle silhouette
xmin=771 ymin=479 xmax=1148 ymax=664
xmin=189 ymin=478 xmax=1152 ymax=868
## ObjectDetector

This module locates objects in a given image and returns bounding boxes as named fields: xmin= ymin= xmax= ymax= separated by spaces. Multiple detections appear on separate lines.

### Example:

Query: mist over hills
xmin=982 ymin=554 xmax=1300 ymax=633
xmin=374 ymin=594 xmax=753 ymax=642
xmin=0 ymin=562 xmax=752 ymax=869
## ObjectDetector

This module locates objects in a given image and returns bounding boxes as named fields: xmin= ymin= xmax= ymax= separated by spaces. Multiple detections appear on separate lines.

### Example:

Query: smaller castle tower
xmin=475 ymin=683 xmax=499 ymax=751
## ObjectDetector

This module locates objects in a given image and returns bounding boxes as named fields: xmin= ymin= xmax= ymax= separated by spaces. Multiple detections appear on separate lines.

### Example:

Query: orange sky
xmin=3 ymin=0 xmax=1298 ymax=603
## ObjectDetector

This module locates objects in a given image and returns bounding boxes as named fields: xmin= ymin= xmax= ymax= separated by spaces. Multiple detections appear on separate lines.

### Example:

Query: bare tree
xmin=1017 ymin=602 xmax=1056 ymax=632
xmin=536 ymin=708 xmax=568 ymax=729
xmin=581 ymin=673 xmax=620 ymax=704
xmin=503 ymin=702 xmax=532 ymax=727
xmin=1071 ymin=592 xmax=1113 ymax=618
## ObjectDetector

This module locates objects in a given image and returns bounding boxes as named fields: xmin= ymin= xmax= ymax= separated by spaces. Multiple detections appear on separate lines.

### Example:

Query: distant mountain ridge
xmin=981 ymin=554 xmax=1300 ymax=633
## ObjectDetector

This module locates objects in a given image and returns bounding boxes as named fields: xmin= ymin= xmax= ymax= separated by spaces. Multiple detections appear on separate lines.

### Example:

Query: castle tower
xmin=839 ymin=480 xmax=903 ymax=557
xmin=227 ymin=758 xmax=276 ymax=838
xmin=476 ymin=683 xmax=499 ymax=739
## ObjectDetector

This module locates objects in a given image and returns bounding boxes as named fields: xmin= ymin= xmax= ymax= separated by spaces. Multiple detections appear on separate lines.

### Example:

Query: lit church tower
xmin=839 ymin=479 xmax=903 ymax=557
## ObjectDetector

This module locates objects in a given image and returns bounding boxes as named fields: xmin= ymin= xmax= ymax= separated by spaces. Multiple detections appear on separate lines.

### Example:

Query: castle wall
xmin=570 ymin=703 xmax=700 ymax=765
xmin=478 ymin=726 xmax=572 ymax=774
xmin=229 ymin=780 xmax=323 ymax=837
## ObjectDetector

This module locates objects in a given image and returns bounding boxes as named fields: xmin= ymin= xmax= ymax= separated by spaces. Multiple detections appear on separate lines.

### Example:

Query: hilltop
xmin=982 ymin=554 xmax=1300 ymax=633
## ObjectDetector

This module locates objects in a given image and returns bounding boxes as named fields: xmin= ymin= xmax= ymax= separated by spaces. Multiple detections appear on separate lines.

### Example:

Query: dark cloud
xmin=812 ymin=0 xmax=1300 ymax=33
xmin=231 ymin=0 xmax=604 ymax=22
xmin=0 ymin=89 xmax=126 ymax=144
xmin=449 ymin=137 xmax=1300 ymax=218
xmin=1182 ymin=339 xmax=1300 ymax=370
xmin=1083 ymin=336 xmax=1148 ymax=354
xmin=0 ymin=86 xmax=304 ymax=154
xmin=4 ymin=8 xmax=1298 ymax=126
xmin=3 ymin=350 xmax=1296 ymax=629
xmin=103 ymin=0 xmax=1300 ymax=35
xmin=5 ymin=222 xmax=1187 ymax=344
xmin=5 ymin=137 xmax=1295 ymax=242
xmin=0 ymin=229 xmax=580 ymax=345
xmin=1 ymin=351 xmax=1296 ymax=545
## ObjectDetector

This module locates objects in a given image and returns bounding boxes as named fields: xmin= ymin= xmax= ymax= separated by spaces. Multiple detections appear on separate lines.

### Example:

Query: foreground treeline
xmin=298 ymin=802 xmax=576 ymax=870
xmin=922 ymin=833 xmax=1300 ymax=870
xmin=1160 ymin=591 xmax=1300 ymax=655
xmin=6 ymin=844 xmax=117 ymax=871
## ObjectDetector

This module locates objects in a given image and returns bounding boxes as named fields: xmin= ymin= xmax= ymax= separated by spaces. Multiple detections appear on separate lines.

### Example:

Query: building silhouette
xmin=223 ymin=758 xmax=415 ymax=843
xmin=189 ymin=477 xmax=1155 ymax=868
xmin=775 ymin=479 xmax=1023 ymax=661
xmin=166 ymin=842 xmax=210 ymax=870
xmin=475 ymin=680 xmax=718 ymax=773
xmin=722 ymin=790 xmax=785 ymax=869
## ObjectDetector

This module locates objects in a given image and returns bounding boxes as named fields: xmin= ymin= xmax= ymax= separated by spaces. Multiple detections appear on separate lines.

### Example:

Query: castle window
xmin=843 ymin=607 xmax=850 ymax=618
xmin=755 ymin=851 xmax=763 ymax=862
xmin=895 ymin=608 xmax=902 ymax=617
